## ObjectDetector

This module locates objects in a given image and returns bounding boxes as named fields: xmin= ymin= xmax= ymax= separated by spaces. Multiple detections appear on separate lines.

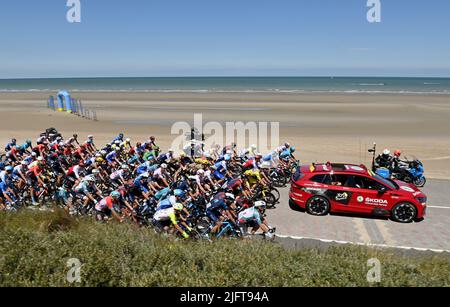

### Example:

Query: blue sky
xmin=0 ymin=0 xmax=449 ymax=78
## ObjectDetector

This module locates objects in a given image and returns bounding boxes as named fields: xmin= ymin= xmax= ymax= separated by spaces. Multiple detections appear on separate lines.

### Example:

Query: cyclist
xmin=153 ymin=203 xmax=192 ymax=239
xmin=94 ymin=191 xmax=123 ymax=222
xmin=237 ymin=201 xmax=274 ymax=239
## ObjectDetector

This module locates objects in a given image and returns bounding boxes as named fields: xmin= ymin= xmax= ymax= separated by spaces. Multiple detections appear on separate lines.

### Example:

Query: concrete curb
xmin=275 ymin=234 xmax=450 ymax=258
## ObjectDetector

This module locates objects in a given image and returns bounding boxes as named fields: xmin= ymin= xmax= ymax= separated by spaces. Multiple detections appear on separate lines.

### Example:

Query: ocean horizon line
xmin=1 ymin=76 xmax=450 ymax=81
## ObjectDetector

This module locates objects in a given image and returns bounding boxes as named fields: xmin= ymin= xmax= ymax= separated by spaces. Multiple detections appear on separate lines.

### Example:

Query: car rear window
xmin=293 ymin=168 xmax=305 ymax=181
xmin=310 ymin=174 xmax=331 ymax=184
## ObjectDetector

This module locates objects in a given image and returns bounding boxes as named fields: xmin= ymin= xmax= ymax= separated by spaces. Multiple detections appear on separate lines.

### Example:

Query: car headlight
xmin=416 ymin=197 xmax=427 ymax=204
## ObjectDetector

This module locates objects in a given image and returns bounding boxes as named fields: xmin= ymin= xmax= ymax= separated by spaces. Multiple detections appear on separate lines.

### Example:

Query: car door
xmin=350 ymin=175 xmax=392 ymax=213
xmin=322 ymin=174 xmax=355 ymax=211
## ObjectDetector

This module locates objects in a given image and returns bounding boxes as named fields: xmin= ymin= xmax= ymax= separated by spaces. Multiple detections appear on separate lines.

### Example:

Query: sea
xmin=0 ymin=77 xmax=449 ymax=95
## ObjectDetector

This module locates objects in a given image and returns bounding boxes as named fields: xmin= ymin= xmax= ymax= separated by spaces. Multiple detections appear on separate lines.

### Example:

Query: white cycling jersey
xmin=153 ymin=207 xmax=175 ymax=221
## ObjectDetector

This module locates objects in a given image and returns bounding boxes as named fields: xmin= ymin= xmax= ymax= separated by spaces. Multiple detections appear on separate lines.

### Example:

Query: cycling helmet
xmin=110 ymin=191 xmax=121 ymax=199
xmin=119 ymin=133 xmax=124 ymax=138
xmin=255 ymin=154 xmax=263 ymax=160
xmin=92 ymin=169 xmax=100 ymax=175
xmin=126 ymin=138 xmax=131 ymax=143
xmin=224 ymin=154 xmax=231 ymax=161
xmin=174 ymin=189 xmax=185 ymax=198
xmin=284 ymin=142 xmax=291 ymax=148
xmin=21 ymin=161 xmax=29 ymax=166
xmin=383 ymin=149 xmax=390 ymax=155
xmin=168 ymin=148 xmax=174 ymax=153
xmin=121 ymin=164 xmax=129 ymax=170
xmin=394 ymin=150 xmax=401 ymax=157
xmin=5 ymin=165 xmax=13 ymax=172
xmin=197 ymin=169 xmax=205 ymax=175
xmin=254 ymin=201 xmax=266 ymax=208
xmin=290 ymin=147 xmax=296 ymax=153
xmin=225 ymin=193 xmax=235 ymax=201
xmin=37 ymin=156 xmax=44 ymax=162
xmin=26 ymin=139 xmax=32 ymax=145
xmin=31 ymin=152 xmax=37 ymax=157
xmin=11 ymin=138 xmax=17 ymax=144
xmin=250 ymin=144 xmax=257 ymax=150
xmin=150 ymin=136 xmax=156 ymax=141
xmin=173 ymin=203 xmax=184 ymax=211
xmin=88 ymin=135 xmax=94 ymax=139
xmin=161 ymin=163 xmax=168 ymax=169
xmin=100 ymin=150 xmax=107 ymax=156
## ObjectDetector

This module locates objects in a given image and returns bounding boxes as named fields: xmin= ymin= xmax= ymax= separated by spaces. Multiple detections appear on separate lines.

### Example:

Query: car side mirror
xmin=378 ymin=186 xmax=387 ymax=196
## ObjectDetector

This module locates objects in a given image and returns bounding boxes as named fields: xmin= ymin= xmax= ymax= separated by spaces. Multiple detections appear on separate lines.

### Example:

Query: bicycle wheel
xmin=270 ymin=187 xmax=281 ymax=202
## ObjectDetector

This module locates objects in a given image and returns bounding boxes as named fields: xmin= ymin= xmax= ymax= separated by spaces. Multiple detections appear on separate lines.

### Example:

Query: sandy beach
xmin=0 ymin=91 xmax=449 ymax=179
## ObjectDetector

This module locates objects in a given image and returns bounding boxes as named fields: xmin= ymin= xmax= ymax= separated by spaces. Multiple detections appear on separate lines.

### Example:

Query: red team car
xmin=289 ymin=163 xmax=427 ymax=223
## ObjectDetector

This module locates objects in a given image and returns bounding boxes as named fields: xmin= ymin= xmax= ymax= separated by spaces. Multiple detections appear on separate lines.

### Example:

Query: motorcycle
xmin=368 ymin=143 xmax=426 ymax=187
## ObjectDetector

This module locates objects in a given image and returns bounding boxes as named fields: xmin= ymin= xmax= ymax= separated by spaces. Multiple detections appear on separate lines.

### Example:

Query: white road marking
xmin=276 ymin=234 xmax=450 ymax=253
xmin=428 ymin=205 xmax=450 ymax=209
xmin=423 ymin=156 xmax=450 ymax=161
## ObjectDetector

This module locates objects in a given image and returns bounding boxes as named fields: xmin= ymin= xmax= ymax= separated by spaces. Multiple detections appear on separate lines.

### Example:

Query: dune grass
xmin=0 ymin=209 xmax=448 ymax=287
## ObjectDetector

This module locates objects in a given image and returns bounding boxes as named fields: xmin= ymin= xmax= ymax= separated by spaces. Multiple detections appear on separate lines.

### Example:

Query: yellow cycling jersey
xmin=244 ymin=169 xmax=261 ymax=184
xmin=195 ymin=158 xmax=211 ymax=166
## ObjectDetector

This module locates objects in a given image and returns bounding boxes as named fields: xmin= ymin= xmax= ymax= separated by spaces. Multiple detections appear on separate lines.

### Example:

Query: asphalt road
xmin=268 ymin=179 xmax=450 ymax=252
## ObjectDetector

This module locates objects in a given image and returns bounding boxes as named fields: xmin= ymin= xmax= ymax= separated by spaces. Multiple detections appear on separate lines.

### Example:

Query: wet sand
xmin=1 ymin=91 xmax=449 ymax=179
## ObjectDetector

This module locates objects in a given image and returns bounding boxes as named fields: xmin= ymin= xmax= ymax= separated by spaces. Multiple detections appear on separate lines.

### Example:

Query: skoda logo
xmin=357 ymin=196 xmax=364 ymax=203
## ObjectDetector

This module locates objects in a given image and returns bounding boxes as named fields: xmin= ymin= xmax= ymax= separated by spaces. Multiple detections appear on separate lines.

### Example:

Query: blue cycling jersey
xmin=106 ymin=151 xmax=117 ymax=162
xmin=136 ymin=161 xmax=150 ymax=174
xmin=279 ymin=149 xmax=291 ymax=159
xmin=0 ymin=181 xmax=12 ymax=193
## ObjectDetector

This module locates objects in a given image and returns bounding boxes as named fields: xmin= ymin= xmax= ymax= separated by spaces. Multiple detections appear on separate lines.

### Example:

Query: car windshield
xmin=373 ymin=174 xmax=398 ymax=190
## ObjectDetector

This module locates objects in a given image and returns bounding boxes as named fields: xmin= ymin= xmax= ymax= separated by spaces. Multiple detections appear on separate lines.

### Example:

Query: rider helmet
xmin=394 ymin=150 xmax=401 ymax=157
xmin=224 ymin=154 xmax=231 ymax=161
xmin=121 ymin=164 xmax=129 ymax=170
xmin=5 ymin=165 xmax=13 ymax=172
xmin=285 ymin=142 xmax=290 ymax=148
xmin=250 ymin=144 xmax=257 ymax=150
xmin=173 ymin=203 xmax=184 ymax=211
xmin=92 ymin=169 xmax=100 ymax=175
xmin=225 ymin=193 xmax=235 ymax=201
xmin=150 ymin=136 xmax=156 ymax=141
xmin=110 ymin=191 xmax=121 ymax=199
xmin=290 ymin=146 xmax=296 ymax=153
xmin=26 ymin=139 xmax=32 ymax=145
xmin=174 ymin=189 xmax=185 ymax=198
xmin=161 ymin=163 xmax=168 ymax=169
xmin=21 ymin=161 xmax=29 ymax=166
xmin=383 ymin=149 xmax=391 ymax=156
xmin=254 ymin=201 xmax=266 ymax=208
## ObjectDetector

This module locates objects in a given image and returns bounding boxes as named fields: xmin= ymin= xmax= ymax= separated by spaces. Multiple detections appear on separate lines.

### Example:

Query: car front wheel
xmin=306 ymin=196 xmax=330 ymax=216
xmin=391 ymin=202 xmax=417 ymax=223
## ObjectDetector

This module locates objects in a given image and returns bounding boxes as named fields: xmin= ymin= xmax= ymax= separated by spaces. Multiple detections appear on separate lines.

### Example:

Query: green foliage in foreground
xmin=0 ymin=210 xmax=449 ymax=287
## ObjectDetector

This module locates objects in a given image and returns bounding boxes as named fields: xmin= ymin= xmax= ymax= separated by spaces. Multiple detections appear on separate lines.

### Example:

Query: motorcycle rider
xmin=375 ymin=149 xmax=393 ymax=169
xmin=391 ymin=150 xmax=407 ymax=172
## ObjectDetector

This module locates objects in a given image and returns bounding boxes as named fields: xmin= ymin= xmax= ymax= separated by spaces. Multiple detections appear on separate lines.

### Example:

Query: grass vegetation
xmin=0 ymin=209 xmax=448 ymax=287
